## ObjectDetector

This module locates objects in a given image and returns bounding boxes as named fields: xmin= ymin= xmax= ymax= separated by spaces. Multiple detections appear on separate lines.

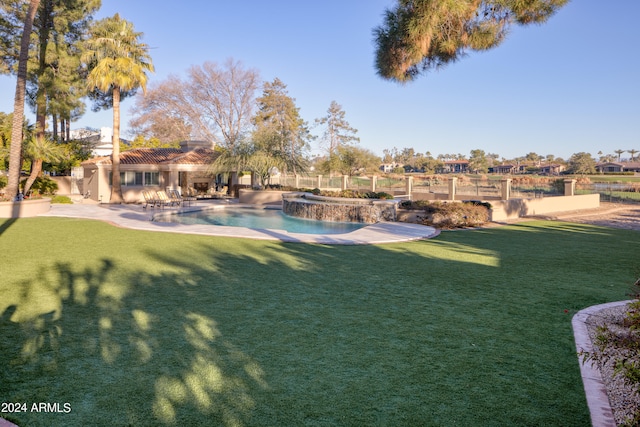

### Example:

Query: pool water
xmin=159 ymin=207 xmax=366 ymax=235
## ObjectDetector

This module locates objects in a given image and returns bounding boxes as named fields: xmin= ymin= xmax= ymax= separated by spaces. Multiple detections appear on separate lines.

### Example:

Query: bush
xmin=51 ymin=195 xmax=73 ymax=204
xmin=22 ymin=176 xmax=58 ymax=196
xmin=0 ymin=175 xmax=7 ymax=189
xmin=401 ymin=201 xmax=490 ymax=229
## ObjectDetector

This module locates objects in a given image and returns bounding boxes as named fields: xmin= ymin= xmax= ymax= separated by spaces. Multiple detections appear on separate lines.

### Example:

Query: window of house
xmin=110 ymin=171 xmax=159 ymax=186
xmin=144 ymin=172 xmax=159 ymax=186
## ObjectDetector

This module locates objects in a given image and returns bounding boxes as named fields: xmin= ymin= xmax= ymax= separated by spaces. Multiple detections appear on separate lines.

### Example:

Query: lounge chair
xmin=171 ymin=189 xmax=196 ymax=207
xmin=157 ymin=190 xmax=180 ymax=207
xmin=142 ymin=190 xmax=160 ymax=209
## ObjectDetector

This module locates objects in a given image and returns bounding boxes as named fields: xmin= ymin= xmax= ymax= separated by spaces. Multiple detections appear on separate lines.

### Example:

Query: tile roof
xmin=83 ymin=147 xmax=220 ymax=166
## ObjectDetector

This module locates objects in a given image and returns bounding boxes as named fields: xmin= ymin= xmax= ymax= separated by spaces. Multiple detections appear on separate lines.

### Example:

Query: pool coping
xmin=39 ymin=201 xmax=440 ymax=244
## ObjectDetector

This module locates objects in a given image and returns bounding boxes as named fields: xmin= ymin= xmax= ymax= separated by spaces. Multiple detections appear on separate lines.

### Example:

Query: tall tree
xmin=628 ymin=149 xmax=638 ymax=162
xmin=128 ymin=59 xmax=260 ymax=151
xmin=468 ymin=149 xmax=488 ymax=173
xmin=614 ymin=149 xmax=625 ymax=162
xmin=128 ymin=79 xmax=193 ymax=144
xmin=6 ymin=0 xmax=39 ymax=199
xmin=373 ymin=0 xmax=569 ymax=83
xmin=332 ymin=145 xmax=381 ymax=177
xmin=82 ymin=13 xmax=153 ymax=203
xmin=252 ymin=78 xmax=312 ymax=175
xmin=315 ymin=101 xmax=359 ymax=175
xmin=567 ymin=152 xmax=596 ymax=175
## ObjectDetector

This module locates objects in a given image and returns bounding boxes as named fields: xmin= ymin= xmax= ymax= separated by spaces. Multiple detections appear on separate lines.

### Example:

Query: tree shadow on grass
xmin=0 ymin=255 xmax=270 ymax=427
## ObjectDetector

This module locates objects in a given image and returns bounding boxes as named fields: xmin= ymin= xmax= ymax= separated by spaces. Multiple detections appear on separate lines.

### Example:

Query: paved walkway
xmin=39 ymin=201 xmax=439 ymax=244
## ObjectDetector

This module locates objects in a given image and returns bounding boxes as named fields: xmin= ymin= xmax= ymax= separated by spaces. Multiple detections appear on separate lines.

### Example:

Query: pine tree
xmin=252 ymin=78 xmax=312 ymax=175
xmin=374 ymin=0 xmax=569 ymax=83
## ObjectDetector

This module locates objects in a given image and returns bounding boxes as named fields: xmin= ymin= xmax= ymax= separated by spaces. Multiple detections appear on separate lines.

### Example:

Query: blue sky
xmin=1 ymin=0 xmax=638 ymax=160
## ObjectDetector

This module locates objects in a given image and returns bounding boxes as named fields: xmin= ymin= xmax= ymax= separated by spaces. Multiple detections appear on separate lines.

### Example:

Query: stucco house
xmin=490 ymin=164 xmax=517 ymax=174
xmin=438 ymin=160 xmax=469 ymax=174
xmin=539 ymin=164 xmax=565 ymax=175
xmin=70 ymin=127 xmax=129 ymax=157
xmin=596 ymin=162 xmax=640 ymax=174
xmin=82 ymin=140 xmax=225 ymax=203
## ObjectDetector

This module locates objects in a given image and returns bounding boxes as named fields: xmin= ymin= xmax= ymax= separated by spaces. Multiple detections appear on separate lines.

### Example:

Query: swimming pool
xmin=155 ymin=207 xmax=367 ymax=235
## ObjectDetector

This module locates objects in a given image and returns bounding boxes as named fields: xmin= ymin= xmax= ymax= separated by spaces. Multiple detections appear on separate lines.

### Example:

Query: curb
xmin=572 ymin=300 xmax=633 ymax=427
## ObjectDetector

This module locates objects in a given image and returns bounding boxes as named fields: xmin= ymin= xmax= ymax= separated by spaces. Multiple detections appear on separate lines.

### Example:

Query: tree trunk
xmin=22 ymin=159 xmax=43 ymax=196
xmin=52 ymin=114 xmax=58 ymax=141
xmin=110 ymin=86 xmax=124 ymax=203
xmin=6 ymin=0 xmax=41 ymax=199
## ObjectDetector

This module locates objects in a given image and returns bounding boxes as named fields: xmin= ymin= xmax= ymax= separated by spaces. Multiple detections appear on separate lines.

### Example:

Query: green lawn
xmin=1 ymin=217 xmax=638 ymax=426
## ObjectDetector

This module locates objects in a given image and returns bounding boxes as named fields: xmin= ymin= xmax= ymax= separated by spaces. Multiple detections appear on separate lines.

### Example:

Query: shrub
xmin=22 ymin=176 xmax=58 ymax=195
xmin=402 ymin=201 xmax=490 ymax=229
xmin=51 ymin=195 xmax=73 ymax=204
xmin=0 ymin=175 xmax=7 ymax=189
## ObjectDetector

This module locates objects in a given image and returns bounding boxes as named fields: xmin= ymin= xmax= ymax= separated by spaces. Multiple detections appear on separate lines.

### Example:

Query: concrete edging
xmin=572 ymin=300 xmax=633 ymax=427
xmin=0 ymin=197 xmax=51 ymax=218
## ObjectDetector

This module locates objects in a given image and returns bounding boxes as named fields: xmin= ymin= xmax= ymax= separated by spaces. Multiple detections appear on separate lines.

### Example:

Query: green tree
xmin=614 ymin=149 xmax=625 ymax=162
xmin=567 ymin=152 xmax=596 ymax=175
xmin=628 ymin=149 xmax=638 ymax=162
xmin=373 ymin=0 xmax=568 ymax=83
xmin=419 ymin=155 xmax=443 ymax=174
xmin=122 ymin=135 xmax=180 ymax=152
xmin=468 ymin=149 xmax=488 ymax=173
xmin=0 ymin=112 xmax=11 ymax=170
xmin=82 ymin=13 xmax=154 ymax=203
xmin=22 ymin=135 xmax=65 ymax=195
xmin=382 ymin=147 xmax=398 ymax=163
xmin=252 ymin=78 xmax=312 ymax=175
xmin=315 ymin=101 xmax=359 ymax=175
xmin=525 ymin=152 xmax=541 ymax=164
xmin=330 ymin=145 xmax=381 ymax=177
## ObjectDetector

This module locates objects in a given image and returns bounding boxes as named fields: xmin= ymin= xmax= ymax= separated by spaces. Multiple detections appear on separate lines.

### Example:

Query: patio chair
xmin=142 ymin=190 xmax=159 ymax=209
xmin=172 ymin=189 xmax=196 ymax=207
xmin=155 ymin=190 xmax=176 ymax=208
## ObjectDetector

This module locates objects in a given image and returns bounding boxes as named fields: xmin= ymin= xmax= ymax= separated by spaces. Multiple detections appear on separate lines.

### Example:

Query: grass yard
xmin=1 ymin=217 xmax=639 ymax=426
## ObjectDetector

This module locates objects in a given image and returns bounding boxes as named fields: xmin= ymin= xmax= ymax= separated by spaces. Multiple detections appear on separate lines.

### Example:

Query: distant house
xmin=70 ymin=127 xmax=129 ymax=157
xmin=491 ymin=164 xmax=517 ymax=175
xmin=82 ymin=140 xmax=225 ymax=203
xmin=438 ymin=160 xmax=469 ymax=174
xmin=380 ymin=162 xmax=402 ymax=173
xmin=596 ymin=162 xmax=640 ymax=173
xmin=539 ymin=164 xmax=565 ymax=175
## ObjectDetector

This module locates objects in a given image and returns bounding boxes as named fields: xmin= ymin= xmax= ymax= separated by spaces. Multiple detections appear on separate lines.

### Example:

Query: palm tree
xmin=22 ymin=136 xmax=66 ymax=196
xmin=6 ymin=0 xmax=40 ymax=200
xmin=628 ymin=149 xmax=638 ymax=162
xmin=83 ymin=14 xmax=154 ymax=203
xmin=614 ymin=149 xmax=625 ymax=162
